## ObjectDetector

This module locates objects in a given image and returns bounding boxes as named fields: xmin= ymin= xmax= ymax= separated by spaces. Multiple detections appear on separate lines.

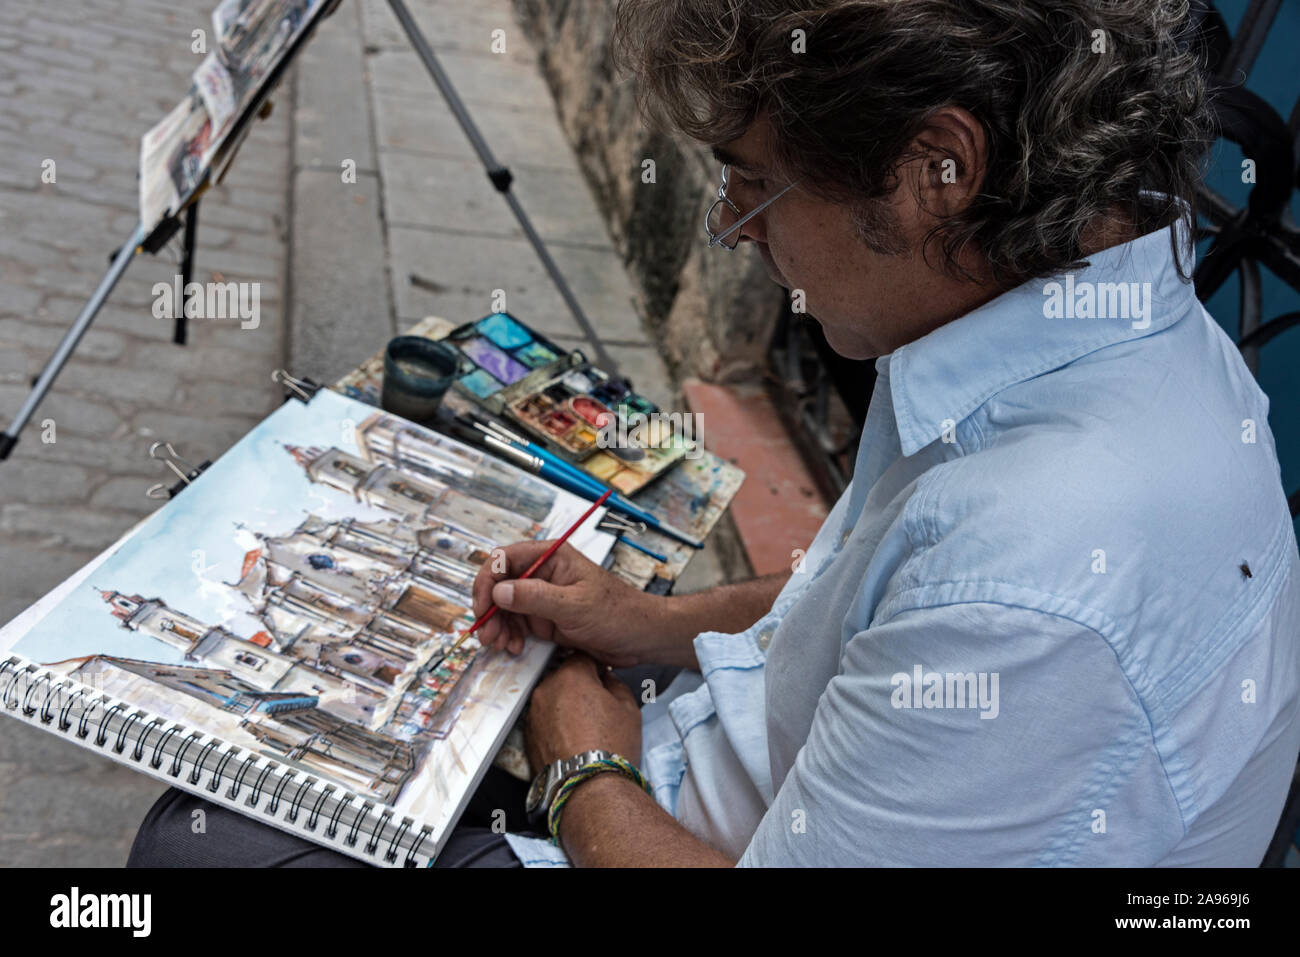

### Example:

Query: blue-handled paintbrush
xmin=458 ymin=415 xmax=703 ymax=549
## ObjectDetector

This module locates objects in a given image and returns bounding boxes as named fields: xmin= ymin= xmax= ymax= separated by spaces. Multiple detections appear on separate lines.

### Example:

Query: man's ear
xmin=910 ymin=105 xmax=987 ymax=219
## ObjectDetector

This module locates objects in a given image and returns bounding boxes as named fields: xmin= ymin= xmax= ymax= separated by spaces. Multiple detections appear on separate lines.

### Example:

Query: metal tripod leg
xmin=0 ymin=221 xmax=146 ymax=460
xmin=384 ymin=0 xmax=619 ymax=378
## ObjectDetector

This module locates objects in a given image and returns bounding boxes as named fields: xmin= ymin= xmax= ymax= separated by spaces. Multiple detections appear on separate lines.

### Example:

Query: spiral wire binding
xmin=0 ymin=655 xmax=435 ymax=867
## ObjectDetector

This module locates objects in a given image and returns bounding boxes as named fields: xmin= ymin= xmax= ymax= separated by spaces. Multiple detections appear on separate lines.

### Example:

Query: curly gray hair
xmin=614 ymin=0 xmax=1210 ymax=286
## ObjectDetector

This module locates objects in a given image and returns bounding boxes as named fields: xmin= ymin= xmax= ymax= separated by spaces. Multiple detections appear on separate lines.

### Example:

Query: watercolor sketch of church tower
xmin=15 ymin=397 xmax=598 ymax=809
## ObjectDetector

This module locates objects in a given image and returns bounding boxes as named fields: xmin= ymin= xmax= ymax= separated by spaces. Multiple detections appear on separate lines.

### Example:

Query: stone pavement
xmin=288 ymin=0 xmax=727 ymax=586
xmin=290 ymin=0 xmax=686 ymax=399
xmin=0 ymin=0 xmax=291 ymax=867
xmin=0 ymin=0 xmax=724 ymax=865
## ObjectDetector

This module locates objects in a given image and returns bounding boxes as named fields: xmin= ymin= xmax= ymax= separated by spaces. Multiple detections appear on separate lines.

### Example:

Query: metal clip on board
xmin=145 ymin=441 xmax=211 ymax=500
xmin=272 ymin=369 xmax=322 ymax=404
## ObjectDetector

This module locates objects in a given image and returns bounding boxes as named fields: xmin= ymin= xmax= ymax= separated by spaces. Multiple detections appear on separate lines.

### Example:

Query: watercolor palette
xmin=446 ymin=312 xmax=565 ymax=401
xmin=504 ymin=366 xmax=689 ymax=494
xmin=445 ymin=312 xmax=688 ymax=494
xmin=334 ymin=314 xmax=747 ymax=595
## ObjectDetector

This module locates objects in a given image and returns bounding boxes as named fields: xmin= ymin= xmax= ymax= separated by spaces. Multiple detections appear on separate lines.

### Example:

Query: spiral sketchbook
xmin=0 ymin=388 xmax=613 ymax=867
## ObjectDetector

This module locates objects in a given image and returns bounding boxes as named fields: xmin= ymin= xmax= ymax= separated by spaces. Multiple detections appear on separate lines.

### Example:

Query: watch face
xmin=525 ymin=770 xmax=548 ymax=812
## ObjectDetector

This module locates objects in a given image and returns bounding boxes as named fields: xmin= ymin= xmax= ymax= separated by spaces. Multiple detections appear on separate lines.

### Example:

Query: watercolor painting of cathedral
xmin=32 ymin=403 xmax=571 ymax=805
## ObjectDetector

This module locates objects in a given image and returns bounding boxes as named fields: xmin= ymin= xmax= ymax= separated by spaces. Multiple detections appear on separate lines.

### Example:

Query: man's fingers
xmin=491 ymin=540 xmax=567 ymax=582
xmin=492 ymin=577 xmax=571 ymax=626
xmin=526 ymin=613 xmax=558 ymax=645
xmin=469 ymin=540 xmax=591 ymax=654
xmin=472 ymin=541 xmax=554 ymax=615
xmin=475 ymin=611 xmax=503 ymax=646
xmin=471 ymin=562 xmax=498 ymax=619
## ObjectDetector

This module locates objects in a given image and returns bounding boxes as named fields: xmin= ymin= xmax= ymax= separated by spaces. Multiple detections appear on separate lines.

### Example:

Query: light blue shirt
xmin=506 ymin=221 xmax=1300 ymax=867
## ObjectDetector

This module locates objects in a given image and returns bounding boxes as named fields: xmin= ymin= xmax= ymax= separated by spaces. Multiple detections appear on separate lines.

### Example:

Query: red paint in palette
xmin=541 ymin=410 xmax=576 ymax=435
xmin=570 ymin=395 xmax=613 ymax=428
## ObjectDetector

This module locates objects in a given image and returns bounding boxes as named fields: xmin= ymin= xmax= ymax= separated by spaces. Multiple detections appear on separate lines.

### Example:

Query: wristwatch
xmin=525 ymin=749 xmax=619 ymax=826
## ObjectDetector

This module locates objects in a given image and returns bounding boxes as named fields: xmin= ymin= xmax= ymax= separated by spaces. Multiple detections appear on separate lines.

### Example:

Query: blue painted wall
xmin=1198 ymin=1 xmax=1300 ymax=536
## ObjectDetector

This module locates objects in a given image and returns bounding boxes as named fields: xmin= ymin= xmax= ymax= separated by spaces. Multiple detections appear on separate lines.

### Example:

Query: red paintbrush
xmin=452 ymin=488 xmax=612 ymax=650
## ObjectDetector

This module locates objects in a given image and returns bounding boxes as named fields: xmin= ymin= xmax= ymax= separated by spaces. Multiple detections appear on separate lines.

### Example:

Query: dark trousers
xmin=126 ymin=664 xmax=679 ymax=868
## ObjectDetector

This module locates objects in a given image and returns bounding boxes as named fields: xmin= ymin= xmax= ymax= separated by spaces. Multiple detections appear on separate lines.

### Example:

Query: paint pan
xmin=476 ymin=312 xmax=533 ymax=350
xmin=459 ymin=368 xmax=504 ymax=398
xmin=457 ymin=336 xmax=530 ymax=386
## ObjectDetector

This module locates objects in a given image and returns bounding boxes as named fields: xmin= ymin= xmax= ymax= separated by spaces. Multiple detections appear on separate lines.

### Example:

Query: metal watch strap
xmin=526 ymin=749 xmax=615 ymax=824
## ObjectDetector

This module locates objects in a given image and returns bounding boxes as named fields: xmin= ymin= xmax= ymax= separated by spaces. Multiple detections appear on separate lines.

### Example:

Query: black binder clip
xmin=146 ymin=441 xmax=211 ymax=500
xmin=273 ymin=369 xmax=322 ymax=404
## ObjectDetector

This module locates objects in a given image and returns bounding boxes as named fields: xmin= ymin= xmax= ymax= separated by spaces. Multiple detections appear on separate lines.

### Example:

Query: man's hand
xmin=471 ymin=540 xmax=661 ymax=666
xmin=471 ymin=539 xmax=792 ymax=671
xmin=525 ymin=653 xmax=642 ymax=768
xmin=532 ymin=654 xmax=734 ymax=867
xmin=523 ymin=652 xmax=734 ymax=867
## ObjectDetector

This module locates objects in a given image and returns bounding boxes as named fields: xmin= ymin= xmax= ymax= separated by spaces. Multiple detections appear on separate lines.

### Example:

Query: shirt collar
xmin=883 ymin=218 xmax=1198 ymax=456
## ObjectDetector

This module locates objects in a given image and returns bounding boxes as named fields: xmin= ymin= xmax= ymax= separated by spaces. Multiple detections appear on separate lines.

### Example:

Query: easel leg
xmin=384 ymin=0 xmax=620 ymax=380
xmin=0 ymin=222 xmax=146 ymax=460
xmin=177 ymin=202 xmax=199 ymax=345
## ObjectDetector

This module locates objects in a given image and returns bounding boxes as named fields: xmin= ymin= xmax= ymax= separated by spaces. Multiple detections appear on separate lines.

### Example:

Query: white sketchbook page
xmin=0 ymin=389 xmax=612 ymax=860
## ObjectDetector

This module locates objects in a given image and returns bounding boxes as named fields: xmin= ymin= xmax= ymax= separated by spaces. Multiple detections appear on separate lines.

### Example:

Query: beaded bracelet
xmin=546 ymin=754 xmax=651 ymax=844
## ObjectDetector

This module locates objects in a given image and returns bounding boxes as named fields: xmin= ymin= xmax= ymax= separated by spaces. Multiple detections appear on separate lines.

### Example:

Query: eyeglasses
xmin=705 ymin=164 xmax=799 ymax=250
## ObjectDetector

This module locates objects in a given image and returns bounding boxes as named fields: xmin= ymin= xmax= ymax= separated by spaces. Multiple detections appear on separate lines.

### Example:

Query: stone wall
xmin=511 ymin=0 xmax=784 ymax=384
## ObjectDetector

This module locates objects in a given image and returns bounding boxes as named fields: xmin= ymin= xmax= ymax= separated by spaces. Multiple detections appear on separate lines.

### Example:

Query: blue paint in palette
xmin=453 ymin=313 xmax=567 ymax=395
xmin=459 ymin=368 xmax=504 ymax=398
xmin=477 ymin=312 xmax=533 ymax=350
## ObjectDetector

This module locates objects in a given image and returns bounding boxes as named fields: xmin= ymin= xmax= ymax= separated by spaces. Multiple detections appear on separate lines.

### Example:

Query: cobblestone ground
xmin=0 ymin=0 xmax=290 ymax=865
xmin=1 ymin=0 xmax=721 ymax=866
